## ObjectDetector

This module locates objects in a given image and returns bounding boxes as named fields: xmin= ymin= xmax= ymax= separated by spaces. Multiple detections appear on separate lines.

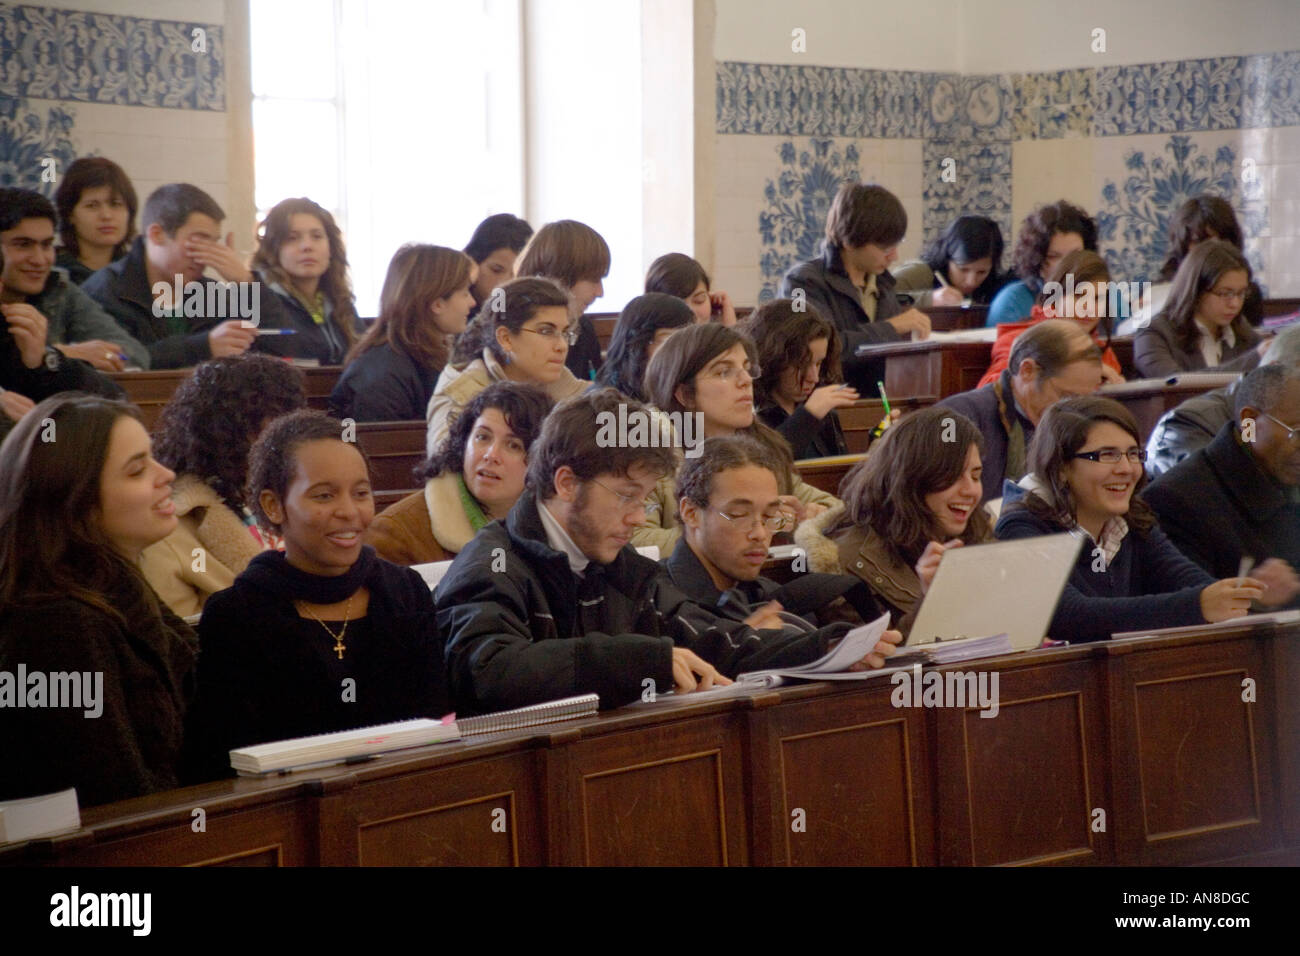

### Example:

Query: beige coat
xmin=139 ymin=475 xmax=266 ymax=618
xmin=364 ymin=471 xmax=479 ymax=565
xmin=424 ymin=349 xmax=587 ymax=456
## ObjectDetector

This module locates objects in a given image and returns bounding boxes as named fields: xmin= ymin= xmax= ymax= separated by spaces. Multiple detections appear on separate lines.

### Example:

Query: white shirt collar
xmin=1194 ymin=319 xmax=1235 ymax=367
xmin=537 ymin=499 xmax=590 ymax=575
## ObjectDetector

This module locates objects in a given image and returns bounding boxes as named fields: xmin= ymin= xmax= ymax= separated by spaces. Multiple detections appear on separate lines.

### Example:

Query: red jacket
xmin=978 ymin=306 xmax=1123 ymax=388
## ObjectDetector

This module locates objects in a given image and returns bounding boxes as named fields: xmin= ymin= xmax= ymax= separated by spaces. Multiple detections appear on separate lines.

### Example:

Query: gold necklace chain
xmin=297 ymin=592 xmax=354 ymax=660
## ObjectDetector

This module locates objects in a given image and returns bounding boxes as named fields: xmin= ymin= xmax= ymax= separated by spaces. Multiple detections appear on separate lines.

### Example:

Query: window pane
xmin=252 ymin=99 xmax=339 ymax=211
xmin=250 ymin=0 xmax=337 ymax=99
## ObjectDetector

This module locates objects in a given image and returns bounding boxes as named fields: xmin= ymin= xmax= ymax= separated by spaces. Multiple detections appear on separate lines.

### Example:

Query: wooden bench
xmin=794 ymin=453 xmax=864 ymax=497
xmin=112 ymin=365 xmax=342 ymax=430
xmin=837 ymin=395 xmax=937 ymax=454
xmin=1100 ymin=372 xmax=1239 ymax=442
xmin=354 ymin=420 xmax=426 ymax=495
xmin=7 ymin=620 xmax=1295 ymax=867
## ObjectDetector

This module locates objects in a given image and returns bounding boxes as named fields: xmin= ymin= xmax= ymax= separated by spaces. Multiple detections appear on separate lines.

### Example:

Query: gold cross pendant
xmin=334 ymin=639 xmax=346 ymax=660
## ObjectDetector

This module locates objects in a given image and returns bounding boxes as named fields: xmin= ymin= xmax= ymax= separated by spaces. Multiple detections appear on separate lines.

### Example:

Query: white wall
xmin=714 ymin=0 xmax=963 ymax=70
xmin=524 ymin=0 xmax=644 ymax=313
xmin=963 ymin=0 xmax=1300 ymax=73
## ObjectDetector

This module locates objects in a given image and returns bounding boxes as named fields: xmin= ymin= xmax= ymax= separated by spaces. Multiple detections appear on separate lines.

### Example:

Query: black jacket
xmin=0 ymin=587 xmax=198 ymax=807
xmin=779 ymin=244 xmax=905 ymax=392
xmin=564 ymin=314 xmax=601 ymax=383
xmin=663 ymin=535 xmax=879 ymax=627
xmin=995 ymin=501 xmax=1213 ymax=643
xmin=757 ymin=402 xmax=847 ymax=459
xmin=188 ymin=549 xmax=447 ymax=780
xmin=1145 ymin=384 xmax=1235 ymax=477
xmin=1 ymin=326 xmax=124 ymax=441
xmin=328 ymin=342 xmax=439 ymax=422
xmin=435 ymin=491 xmax=846 ymax=714
xmin=250 ymin=274 xmax=356 ymax=366
xmin=1143 ymin=422 xmax=1300 ymax=604
xmin=82 ymin=237 xmax=290 ymax=369
xmin=938 ymin=370 xmax=1035 ymax=503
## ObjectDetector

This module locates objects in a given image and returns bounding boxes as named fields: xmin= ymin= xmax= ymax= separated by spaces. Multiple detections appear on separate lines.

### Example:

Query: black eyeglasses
xmin=1072 ymin=447 xmax=1147 ymax=464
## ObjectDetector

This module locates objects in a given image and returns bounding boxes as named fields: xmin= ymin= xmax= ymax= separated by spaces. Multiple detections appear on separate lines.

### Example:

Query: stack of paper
xmin=230 ymin=718 xmax=460 ymax=775
xmin=734 ymin=611 xmax=902 ymax=688
xmin=892 ymin=633 xmax=1014 ymax=665
xmin=0 ymin=788 xmax=81 ymax=844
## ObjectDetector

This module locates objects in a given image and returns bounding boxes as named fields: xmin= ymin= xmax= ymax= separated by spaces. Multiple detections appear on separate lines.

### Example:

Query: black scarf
xmin=242 ymin=545 xmax=382 ymax=605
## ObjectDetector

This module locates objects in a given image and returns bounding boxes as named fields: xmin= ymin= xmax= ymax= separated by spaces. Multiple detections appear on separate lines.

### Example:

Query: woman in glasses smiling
xmin=1134 ymin=240 xmax=1269 ymax=378
xmin=425 ymin=277 xmax=588 ymax=455
xmin=996 ymin=396 xmax=1265 ymax=643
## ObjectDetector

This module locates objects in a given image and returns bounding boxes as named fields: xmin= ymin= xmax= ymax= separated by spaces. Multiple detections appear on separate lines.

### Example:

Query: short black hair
xmin=0 ymin=187 xmax=56 ymax=233
xmin=594 ymin=293 xmax=695 ymax=402
xmin=142 ymin=183 xmax=225 ymax=235
xmin=418 ymin=380 xmax=554 ymax=482
xmin=246 ymin=409 xmax=367 ymax=535
xmin=675 ymin=435 xmax=783 ymax=513
xmin=465 ymin=213 xmax=533 ymax=263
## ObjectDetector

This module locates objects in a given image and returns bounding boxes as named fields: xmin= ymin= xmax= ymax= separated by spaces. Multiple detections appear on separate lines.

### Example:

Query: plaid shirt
xmin=1074 ymin=517 xmax=1130 ymax=568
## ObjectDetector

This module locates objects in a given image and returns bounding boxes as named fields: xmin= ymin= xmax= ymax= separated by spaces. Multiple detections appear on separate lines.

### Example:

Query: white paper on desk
xmin=734 ymin=610 xmax=892 ymax=685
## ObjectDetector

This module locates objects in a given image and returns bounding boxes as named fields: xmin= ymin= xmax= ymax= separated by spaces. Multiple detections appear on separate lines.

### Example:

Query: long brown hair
xmin=252 ymin=197 xmax=359 ymax=347
xmin=345 ymin=243 xmax=473 ymax=369
xmin=1160 ymin=239 xmax=1253 ymax=357
xmin=738 ymin=299 xmax=843 ymax=407
xmin=1017 ymin=396 xmax=1155 ymax=534
xmin=644 ymin=322 xmax=798 ymax=493
xmin=0 ymin=394 xmax=164 ymax=624
xmin=829 ymin=407 xmax=990 ymax=566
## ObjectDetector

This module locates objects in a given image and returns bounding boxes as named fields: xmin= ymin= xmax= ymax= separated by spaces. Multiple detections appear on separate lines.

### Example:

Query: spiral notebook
xmin=459 ymin=693 xmax=599 ymax=736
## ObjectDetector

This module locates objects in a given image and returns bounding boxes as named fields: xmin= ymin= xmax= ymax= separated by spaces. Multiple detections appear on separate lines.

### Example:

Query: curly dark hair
xmin=594 ymin=293 xmax=695 ymax=401
xmin=828 ymin=407 xmax=990 ymax=567
xmin=246 ymin=409 xmax=369 ymax=535
xmin=415 ymin=381 xmax=554 ymax=483
xmin=1015 ymin=396 xmax=1155 ymax=535
xmin=738 ymin=298 xmax=842 ymax=408
xmin=1011 ymin=200 xmax=1098 ymax=288
xmin=152 ymin=355 xmax=307 ymax=510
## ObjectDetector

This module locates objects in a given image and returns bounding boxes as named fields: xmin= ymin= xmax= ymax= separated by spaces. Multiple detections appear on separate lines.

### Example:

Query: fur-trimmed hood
xmin=793 ymin=502 xmax=847 ymax=575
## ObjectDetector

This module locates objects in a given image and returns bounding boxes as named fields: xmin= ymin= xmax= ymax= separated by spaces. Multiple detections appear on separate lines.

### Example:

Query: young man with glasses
xmin=667 ymin=435 xmax=895 ymax=636
xmin=436 ymin=389 xmax=898 ymax=714
xmin=1143 ymin=364 xmax=1300 ymax=609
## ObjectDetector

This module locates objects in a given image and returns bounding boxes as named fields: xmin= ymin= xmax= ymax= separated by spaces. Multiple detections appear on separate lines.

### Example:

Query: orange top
xmin=977 ymin=305 xmax=1123 ymax=388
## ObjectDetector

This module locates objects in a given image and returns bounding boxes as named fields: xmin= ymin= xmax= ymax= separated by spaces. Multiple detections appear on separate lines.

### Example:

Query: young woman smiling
xmin=0 ymin=395 xmax=197 ymax=807
xmin=995 ymin=396 xmax=1265 ymax=643
xmin=329 ymin=243 xmax=476 ymax=422
xmin=1134 ymin=239 xmax=1268 ymax=378
xmin=740 ymin=299 xmax=856 ymax=459
xmin=367 ymin=382 xmax=553 ymax=565
xmin=188 ymin=410 xmax=448 ymax=780
xmin=425 ymin=277 xmax=587 ymax=455
xmin=795 ymin=407 xmax=991 ymax=635
xmin=53 ymin=157 xmax=138 ymax=285
xmin=635 ymin=323 xmax=840 ymax=553
xmin=250 ymin=197 xmax=359 ymax=365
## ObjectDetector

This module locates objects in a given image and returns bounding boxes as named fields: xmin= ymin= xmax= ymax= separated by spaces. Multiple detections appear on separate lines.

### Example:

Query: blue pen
xmin=255 ymin=328 xmax=297 ymax=335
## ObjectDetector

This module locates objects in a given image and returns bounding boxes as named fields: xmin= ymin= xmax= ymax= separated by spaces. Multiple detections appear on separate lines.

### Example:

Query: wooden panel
xmin=317 ymin=752 xmax=545 ymax=867
xmin=1263 ymin=297 xmax=1300 ymax=318
xmin=838 ymin=396 xmax=937 ymax=454
xmin=935 ymin=656 xmax=1110 ymax=867
xmin=853 ymin=340 xmax=993 ymax=400
xmin=563 ymin=715 xmax=748 ymax=866
xmin=1101 ymin=374 xmax=1238 ymax=442
xmin=53 ymin=800 xmax=311 ymax=867
xmin=794 ymin=454 xmax=864 ymax=496
xmin=1276 ymin=636 xmax=1300 ymax=845
xmin=113 ymin=365 xmax=342 ymax=430
xmin=354 ymin=420 xmax=425 ymax=492
xmin=1111 ymin=636 xmax=1276 ymax=866
xmin=919 ymin=305 xmax=988 ymax=330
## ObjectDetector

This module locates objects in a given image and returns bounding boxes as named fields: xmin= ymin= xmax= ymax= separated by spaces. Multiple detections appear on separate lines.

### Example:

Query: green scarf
xmin=456 ymin=473 xmax=489 ymax=531
xmin=993 ymin=373 xmax=1028 ymax=484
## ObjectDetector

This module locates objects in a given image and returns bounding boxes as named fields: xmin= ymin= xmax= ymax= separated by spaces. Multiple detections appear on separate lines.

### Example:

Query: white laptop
xmin=907 ymin=532 xmax=1083 ymax=650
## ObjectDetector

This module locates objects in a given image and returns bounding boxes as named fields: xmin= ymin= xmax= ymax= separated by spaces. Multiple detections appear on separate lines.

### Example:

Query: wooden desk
xmin=6 ymin=620 xmax=1295 ymax=867
xmin=859 ymin=339 xmax=992 ymax=399
xmin=1263 ymin=297 xmax=1300 ymax=318
xmin=794 ymin=453 xmax=864 ymax=496
xmin=1099 ymin=373 xmax=1238 ymax=442
xmin=354 ymin=420 xmax=426 ymax=493
xmin=838 ymin=396 xmax=937 ymax=454
xmin=112 ymin=365 xmax=342 ymax=430
xmin=919 ymin=304 xmax=988 ymax=331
